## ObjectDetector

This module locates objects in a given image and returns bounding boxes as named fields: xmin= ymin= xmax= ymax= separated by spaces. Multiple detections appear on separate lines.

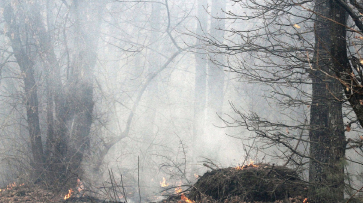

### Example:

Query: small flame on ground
xmin=194 ymin=174 xmax=199 ymax=179
xmin=180 ymin=193 xmax=194 ymax=203
xmin=175 ymin=186 xmax=182 ymax=194
xmin=160 ymin=177 xmax=169 ymax=187
xmin=303 ymin=198 xmax=308 ymax=203
xmin=64 ymin=189 xmax=73 ymax=200
xmin=235 ymin=159 xmax=258 ymax=170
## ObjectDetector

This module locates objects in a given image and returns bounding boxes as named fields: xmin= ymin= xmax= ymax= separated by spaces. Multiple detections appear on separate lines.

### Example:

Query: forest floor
xmin=0 ymin=182 xmax=56 ymax=202
xmin=0 ymin=163 xmax=309 ymax=203
xmin=0 ymin=182 xmax=125 ymax=203
xmin=0 ymin=180 xmax=308 ymax=203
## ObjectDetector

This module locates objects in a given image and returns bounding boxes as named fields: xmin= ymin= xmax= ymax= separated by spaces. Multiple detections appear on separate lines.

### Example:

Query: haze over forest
xmin=1 ymin=0 xmax=363 ymax=202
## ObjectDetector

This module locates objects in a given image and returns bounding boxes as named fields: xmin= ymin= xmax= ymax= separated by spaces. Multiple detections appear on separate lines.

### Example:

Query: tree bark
xmin=3 ymin=3 xmax=45 ymax=180
xmin=65 ymin=0 xmax=102 ymax=186
xmin=309 ymin=0 xmax=346 ymax=202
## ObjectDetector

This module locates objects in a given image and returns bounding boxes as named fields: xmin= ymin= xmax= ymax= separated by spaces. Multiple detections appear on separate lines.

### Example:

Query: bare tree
xmin=206 ymin=0 xmax=363 ymax=202
xmin=1 ymin=0 xmax=104 ymax=189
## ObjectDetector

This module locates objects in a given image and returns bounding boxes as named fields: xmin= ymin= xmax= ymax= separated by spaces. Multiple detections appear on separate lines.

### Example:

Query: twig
xmin=138 ymin=156 xmax=141 ymax=203
xmin=346 ymin=185 xmax=363 ymax=203
xmin=283 ymin=119 xmax=307 ymax=167
xmin=120 ymin=174 xmax=128 ymax=203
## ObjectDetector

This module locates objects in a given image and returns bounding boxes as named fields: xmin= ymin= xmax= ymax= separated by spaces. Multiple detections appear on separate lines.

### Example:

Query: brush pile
xmin=162 ymin=163 xmax=309 ymax=203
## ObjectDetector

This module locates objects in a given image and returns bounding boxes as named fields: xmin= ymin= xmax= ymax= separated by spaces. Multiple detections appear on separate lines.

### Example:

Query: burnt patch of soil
xmin=188 ymin=164 xmax=308 ymax=202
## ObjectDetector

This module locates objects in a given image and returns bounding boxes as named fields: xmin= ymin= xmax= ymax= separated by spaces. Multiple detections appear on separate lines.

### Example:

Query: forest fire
xmin=160 ymin=177 xmax=169 ymax=187
xmin=235 ymin=160 xmax=258 ymax=170
xmin=64 ymin=189 xmax=73 ymax=200
xmin=0 ymin=1 xmax=356 ymax=202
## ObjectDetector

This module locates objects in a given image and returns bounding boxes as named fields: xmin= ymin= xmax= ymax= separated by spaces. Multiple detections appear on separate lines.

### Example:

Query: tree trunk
xmin=3 ymin=0 xmax=102 ymax=187
xmin=309 ymin=0 xmax=346 ymax=202
xmin=3 ymin=3 xmax=45 ymax=181
xmin=65 ymin=0 xmax=102 ymax=186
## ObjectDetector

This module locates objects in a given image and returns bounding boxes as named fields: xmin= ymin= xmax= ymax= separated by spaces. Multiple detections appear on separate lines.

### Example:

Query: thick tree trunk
xmin=65 ymin=0 xmax=101 ymax=186
xmin=309 ymin=0 xmax=346 ymax=202
xmin=23 ymin=66 xmax=45 ymax=180
xmin=3 ymin=3 xmax=45 ymax=180
xmin=4 ymin=0 xmax=101 ymax=187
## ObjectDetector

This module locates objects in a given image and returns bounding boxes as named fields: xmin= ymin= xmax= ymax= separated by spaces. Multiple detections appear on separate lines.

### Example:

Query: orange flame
xmin=194 ymin=174 xmax=199 ymax=179
xmin=303 ymin=198 xmax=308 ymax=203
xmin=293 ymin=24 xmax=301 ymax=29
xmin=160 ymin=177 xmax=169 ymax=187
xmin=64 ymin=189 xmax=73 ymax=200
xmin=235 ymin=160 xmax=258 ymax=170
xmin=180 ymin=193 xmax=194 ymax=203
xmin=175 ymin=186 xmax=182 ymax=194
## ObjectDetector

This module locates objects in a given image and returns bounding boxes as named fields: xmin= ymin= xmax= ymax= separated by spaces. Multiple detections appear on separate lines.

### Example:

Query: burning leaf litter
xmin=180 ymin=193 xmax=194 ymax=203
xmin=235 ymin=159 xmax=258 ymax=170
xmin=64 ymin=188 xmax=74 ymax=200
